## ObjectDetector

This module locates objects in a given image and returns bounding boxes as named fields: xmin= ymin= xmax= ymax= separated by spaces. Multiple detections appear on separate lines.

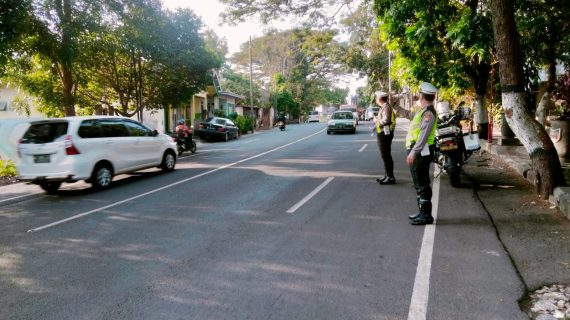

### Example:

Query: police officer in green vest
xmin=374 ymin=91 xmax=396 ymax=185
xmin=406 ymin=82 xmax=438 ymax=225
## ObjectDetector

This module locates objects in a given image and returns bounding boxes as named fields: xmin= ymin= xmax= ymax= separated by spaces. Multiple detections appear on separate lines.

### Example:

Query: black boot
xmin=376 ymin=175 xmax=387 ymax=183
xmin=411 ymin=201 xmax=433 ymax=225
xmin=377 ymin=176 xmax=396 ymax=185
xmin=408 ymin=196 xmax=421 ymax=220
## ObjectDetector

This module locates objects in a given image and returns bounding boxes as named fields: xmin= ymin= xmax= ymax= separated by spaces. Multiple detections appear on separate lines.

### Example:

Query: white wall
xmin=0 ymin=86 xmax=45 ymax=120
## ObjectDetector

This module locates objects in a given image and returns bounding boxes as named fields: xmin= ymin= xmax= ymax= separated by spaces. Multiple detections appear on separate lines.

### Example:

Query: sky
xmin=161 ymin=0 xmax=285 ymax=55
xmin=160 ymin=0 xmax=366 ymax=98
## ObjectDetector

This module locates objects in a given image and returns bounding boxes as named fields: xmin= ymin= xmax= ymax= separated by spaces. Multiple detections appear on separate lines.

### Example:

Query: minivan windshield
xmin=21 ymin=122 xmax=69 ymax=144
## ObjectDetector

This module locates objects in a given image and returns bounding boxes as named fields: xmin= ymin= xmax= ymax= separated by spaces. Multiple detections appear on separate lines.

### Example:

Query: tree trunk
xmin=56 ymin=0 xmax=76 ymax=116
xmin=61 ymin=65 xmax=75 ymax=116
xmin=490 ymin=0 xmax=565 ymax=197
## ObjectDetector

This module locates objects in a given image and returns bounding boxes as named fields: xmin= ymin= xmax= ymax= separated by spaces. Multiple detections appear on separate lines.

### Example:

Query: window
xmin=0 ymin=101 xmax=7 ymax=111
xmin=21 ymin=122 xmax=69 ymax=144
xmin=123 ymin=120 xmax=151 ymax=136
xmin=100 ymin=120 xmax=129 ymax=137
xmin=78 ymin=120 xmax=103 ymax=138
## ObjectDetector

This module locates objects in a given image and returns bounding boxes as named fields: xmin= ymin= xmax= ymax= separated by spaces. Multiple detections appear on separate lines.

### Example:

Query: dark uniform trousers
xmin=376 ymin=131 xmax=394 ymax=177
xmin=407 ymin=145 xmax=434 ymax=202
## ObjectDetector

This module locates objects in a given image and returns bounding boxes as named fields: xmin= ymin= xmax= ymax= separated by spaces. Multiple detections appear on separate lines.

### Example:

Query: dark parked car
xmin=196 ymin=117 xmax=239 ymax=142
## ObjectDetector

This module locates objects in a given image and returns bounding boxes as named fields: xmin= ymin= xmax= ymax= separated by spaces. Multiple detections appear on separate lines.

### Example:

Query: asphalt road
xmin=0 ymin=120 xmax=528 ymax=320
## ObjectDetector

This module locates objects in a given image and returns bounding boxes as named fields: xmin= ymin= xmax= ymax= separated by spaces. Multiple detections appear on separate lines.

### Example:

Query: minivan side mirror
xmin=152 ymin=129 xmax=159 ymax=136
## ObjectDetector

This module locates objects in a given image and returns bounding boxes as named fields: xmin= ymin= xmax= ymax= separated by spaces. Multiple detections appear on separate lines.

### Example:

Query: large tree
xmin=230 ymin=29 xmax=343 ymax=115
xmin=0 ymin=0 xmax=33 ymax=73
xmin=219 ymin=0 xmax=361 ymax=27
xmin=2 ymin=0 xmax=119 ymax=116
xmin=4 ymin=0 xmax=221 ymax=117
xmin=489 ymin=0 xmax=564 ymax=197
xmin=516 ymin=0 xmax=570 ymax=121
xmin=374 ymin=0 xmax=494 ymax=135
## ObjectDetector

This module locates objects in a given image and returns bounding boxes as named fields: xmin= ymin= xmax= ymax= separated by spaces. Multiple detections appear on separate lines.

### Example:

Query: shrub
xmin=228 ymin=112 xmax=238 ymax=121
xmin=0 ymin=159 xmax=17 ymax=177
xmin=234 ymin=115 xmax=255 ymax=134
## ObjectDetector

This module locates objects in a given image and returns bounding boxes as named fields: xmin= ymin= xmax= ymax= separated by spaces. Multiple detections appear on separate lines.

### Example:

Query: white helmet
xmin=436 ymin=101 xmax=451 ymax=120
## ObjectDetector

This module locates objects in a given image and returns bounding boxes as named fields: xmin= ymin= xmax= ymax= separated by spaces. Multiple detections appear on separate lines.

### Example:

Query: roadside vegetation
xmin=0 ymin=159 xmax=17 ymax=182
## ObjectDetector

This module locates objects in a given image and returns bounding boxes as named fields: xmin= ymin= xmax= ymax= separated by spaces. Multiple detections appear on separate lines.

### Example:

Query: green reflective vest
xmin=405 ymin=106 xmax=437 ymax=149
xmin=376 ymin=104 xmax=396 ymax=133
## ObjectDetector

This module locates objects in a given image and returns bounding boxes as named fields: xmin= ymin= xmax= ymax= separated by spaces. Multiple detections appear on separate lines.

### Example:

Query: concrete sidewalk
xmin=462 ymin=131 xmax=570 ymax=319
xmin=479 ymin=134 xmax=570 ymax=220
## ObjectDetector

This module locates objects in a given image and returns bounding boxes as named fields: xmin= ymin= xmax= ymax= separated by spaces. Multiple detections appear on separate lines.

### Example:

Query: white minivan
xmin=308 ymin=111 xmax=320 ymax=123
xmin=17 ymin=116 xmax=177 ymax=193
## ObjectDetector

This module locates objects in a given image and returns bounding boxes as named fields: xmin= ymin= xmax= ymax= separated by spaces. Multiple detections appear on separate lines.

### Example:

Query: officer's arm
xmin=378 ymin=106 xmax=389 ymax=126
xmin=410 ymin=112 xmax=436 ymax=156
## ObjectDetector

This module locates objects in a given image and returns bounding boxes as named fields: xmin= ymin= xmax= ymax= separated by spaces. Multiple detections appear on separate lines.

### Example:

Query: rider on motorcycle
xmin=175 ymin=119 xmax=192 ymax=148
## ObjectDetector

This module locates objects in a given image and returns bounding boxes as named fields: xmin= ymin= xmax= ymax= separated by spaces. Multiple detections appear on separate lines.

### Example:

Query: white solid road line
xmin=358 ymin=144 xmax=368 ymax=152
xmin=407 ymin=167 xmax=441 ymax=320
xmin=28 ymin=129 xmax=326 ymax=233
xmin=0 ymin=192 xmax=43 ymax=204
xmin=286 ymin=177 xmax=334 ymax=214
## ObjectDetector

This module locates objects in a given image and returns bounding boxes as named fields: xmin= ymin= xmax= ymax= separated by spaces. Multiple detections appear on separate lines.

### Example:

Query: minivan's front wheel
xmin=161 ymin=150 xmax=176 ymax=171
xmin=91 ymin=163 xmax=113 ymax=190
xmin=39 ymin=181 xmax=62 ymax=194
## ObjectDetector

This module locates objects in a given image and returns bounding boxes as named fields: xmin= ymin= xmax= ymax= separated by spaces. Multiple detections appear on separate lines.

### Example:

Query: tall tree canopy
xmin=2 ymin=0 xmax=222 ymax=117
xmin=219 ymin=0 xmax=362 ymax=27
xmin=230 ymin=28 xmax=345 ymax=116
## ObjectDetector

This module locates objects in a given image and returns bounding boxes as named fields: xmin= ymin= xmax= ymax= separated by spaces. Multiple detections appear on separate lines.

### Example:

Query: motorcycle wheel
xmin=190 ymin=141 xmax=197 ymax=153
xmin=177 ymin=145 xmax=184 ymax=156
xmin=448 ymin=163 xmax=461 ymax=187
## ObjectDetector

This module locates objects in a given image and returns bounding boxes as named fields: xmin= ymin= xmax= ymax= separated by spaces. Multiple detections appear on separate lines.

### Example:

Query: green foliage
xmin=374 ymin=0 xmax=494 ymax=96
xmin=234 ymin=115 xmax=254 ymax=134
xmin=230 ymin=29 xmax=343 ymax=117
xmin=515 ymin=0 xmax=570 ymax=88
xmin=0 ymin=159 xmax=17 ymax=177
xmin=219 ymin=0 xmax=359 ymax=27
xmin=220 ymin=66 xmax=262 ymax=108
xmin=0 ymin=0 xmax=33 ymax=74
xmin=11 ymin=94 xmax=32 ymax=117
xmin=4 ymin=0 xmax=221 ymax=117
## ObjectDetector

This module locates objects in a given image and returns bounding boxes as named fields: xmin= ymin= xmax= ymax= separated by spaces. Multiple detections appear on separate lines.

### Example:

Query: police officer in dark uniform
xmin=373 ymin=91 xmax=396 ymax=185
xmin=406 ymin=82 xmax=438 ymax=225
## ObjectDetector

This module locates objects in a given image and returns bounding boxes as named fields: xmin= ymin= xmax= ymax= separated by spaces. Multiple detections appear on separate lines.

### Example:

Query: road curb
xmin=481 ymin=140 xmax=570 ymax=220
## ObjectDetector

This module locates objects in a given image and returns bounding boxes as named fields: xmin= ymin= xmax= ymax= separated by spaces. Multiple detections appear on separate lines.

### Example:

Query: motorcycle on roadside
xmin=433 ymin=102 xmax=481 ymax=187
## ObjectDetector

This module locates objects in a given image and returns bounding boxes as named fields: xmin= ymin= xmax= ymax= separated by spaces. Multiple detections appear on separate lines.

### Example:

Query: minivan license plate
xmin=34 ymin=154 xmax=50 ymax=163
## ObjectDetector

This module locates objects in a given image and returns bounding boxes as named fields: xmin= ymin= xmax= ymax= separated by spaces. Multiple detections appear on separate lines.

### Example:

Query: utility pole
xmin=388 ymin=50 xmax=392 ymax=105
xmin=249 ymin=36 xmax=254 ymax=119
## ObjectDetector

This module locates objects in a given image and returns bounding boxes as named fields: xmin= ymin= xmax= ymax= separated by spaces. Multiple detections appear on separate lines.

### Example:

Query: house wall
xmin=0 ymin=86 xmax=45 ymax=120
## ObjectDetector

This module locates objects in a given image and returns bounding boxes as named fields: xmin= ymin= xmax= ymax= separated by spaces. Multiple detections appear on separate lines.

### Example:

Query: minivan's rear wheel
xmin=39 ymin=181 xmax=62 ymax=194
xmin=91 ymin=163 xmax=113 ymax=190
xmin=161 ymin=150 xmax=176 ymax=171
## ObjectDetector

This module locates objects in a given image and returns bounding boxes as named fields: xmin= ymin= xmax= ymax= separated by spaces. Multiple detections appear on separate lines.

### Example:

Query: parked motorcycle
xmin=433 ymin=102 xmax=481 ymax=187
xmin=173 ymin=134 xmax=196 ymax=156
